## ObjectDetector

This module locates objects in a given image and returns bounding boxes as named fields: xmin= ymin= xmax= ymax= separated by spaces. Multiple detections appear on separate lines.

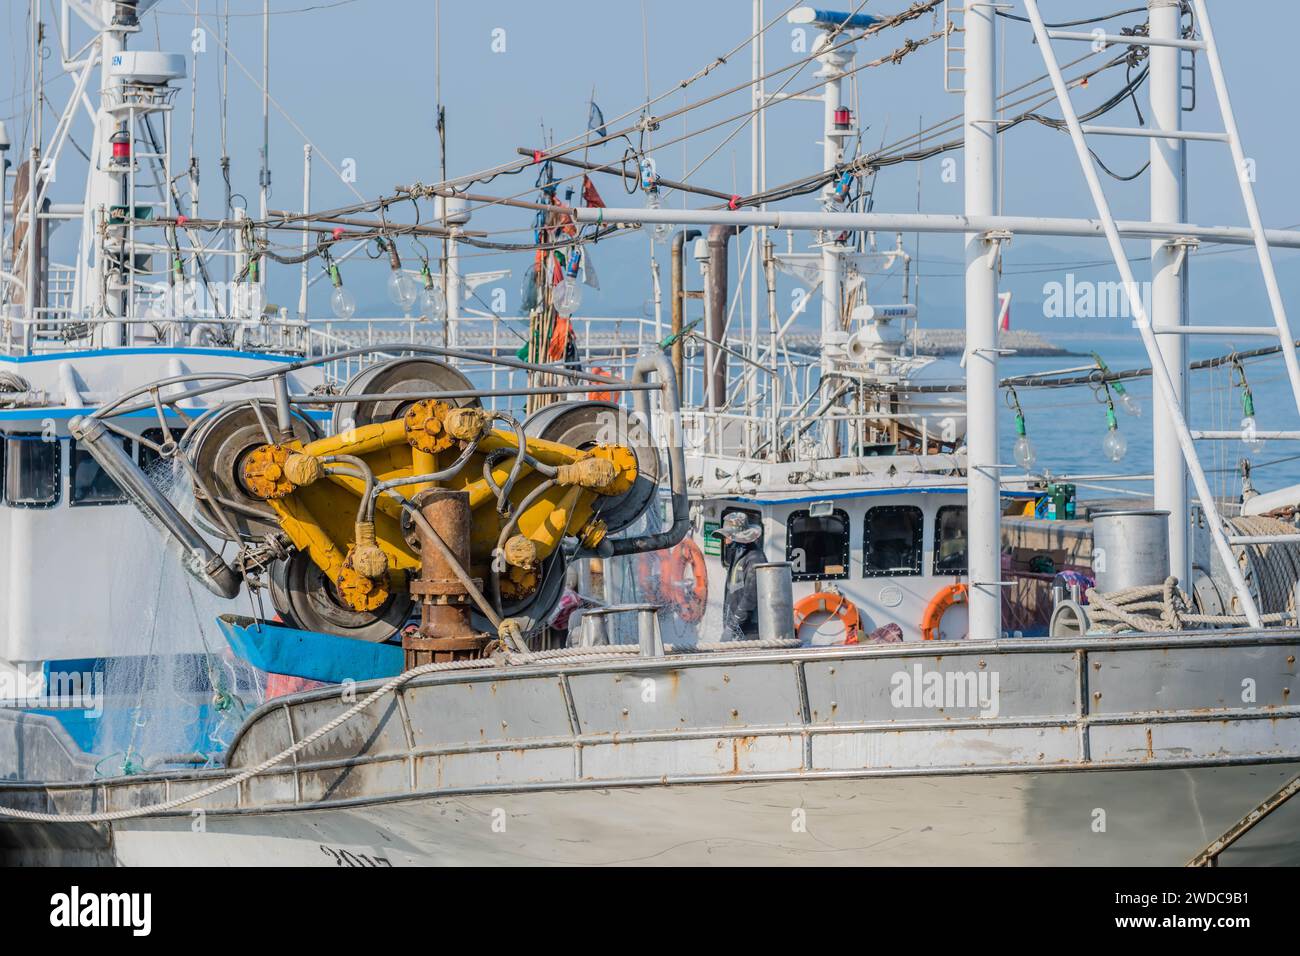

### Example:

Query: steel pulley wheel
xmin=186 ymin=404 xmax=322 ymax=541
xmin=523 ymin=400 xmax=660 ymax=534
xmin=269 ymin=550 xmax=414 ymax=643
xmin=470 ymin=550 xmax=570 ymax=637
xmin=331 ymin=358 xmax=481 ymax=431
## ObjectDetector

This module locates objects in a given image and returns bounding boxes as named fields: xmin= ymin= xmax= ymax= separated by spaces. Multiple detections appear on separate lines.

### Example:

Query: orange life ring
xmin=587 ymin=366 xmax=614 ymax=402
xmin=920 ymin=583 xmax=968 ymax=641
xmin=655 ymin=537 xmax=708 ymax=623
xmin=793 ymin=591 xmax=861 ymax=644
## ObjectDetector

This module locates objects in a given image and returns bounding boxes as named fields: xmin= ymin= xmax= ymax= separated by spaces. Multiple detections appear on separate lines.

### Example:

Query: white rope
xmin=0 ymin=638 xmax=801 ymax=824
xmin=1085 ymin=576 xmax=1292 ymax=633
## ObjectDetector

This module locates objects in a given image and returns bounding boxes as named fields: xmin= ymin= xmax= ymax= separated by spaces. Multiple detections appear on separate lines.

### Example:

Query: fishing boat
xmin=1 ymin=0 xmax=1299 ymax=867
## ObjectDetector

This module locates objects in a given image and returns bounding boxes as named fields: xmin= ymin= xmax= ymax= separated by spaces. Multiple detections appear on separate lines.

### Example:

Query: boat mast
xmin=963 ymin=2 xmax=1000 ymax=640
xmin=1149 ymin=0 xmax=1189 ymax=586
xmin=26 ymin=0 xmax=40 ymax=326
xmin=750 ymin=0 xmax=765 ymax=409
xmin=812 ymin=15 xmax=858 ymax=456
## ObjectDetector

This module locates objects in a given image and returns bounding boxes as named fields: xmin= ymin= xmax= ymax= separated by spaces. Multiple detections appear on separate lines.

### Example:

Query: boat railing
xmin=0 ymin=305 xmax=316 ymax=358
xmin=308 ymin=313 xmax=663 ymax=394
xmin=681 ymin=407 xmax=968 ymax=462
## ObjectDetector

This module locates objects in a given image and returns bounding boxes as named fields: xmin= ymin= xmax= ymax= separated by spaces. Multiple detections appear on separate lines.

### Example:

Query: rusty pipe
xmin=670 ymin=229 xmax=701 ymax=400
xmin=705 ymin=224 xmax=746 ymax=408
xmin=608 ymin=350 xmax=688 ymax=557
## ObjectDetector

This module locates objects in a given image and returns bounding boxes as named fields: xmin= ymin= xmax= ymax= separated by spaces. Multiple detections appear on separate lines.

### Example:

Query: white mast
xmin=750 ymin=0 xmax=765 ymax=413
xmin=963 ymin=2 xmax=1001 ymax=639
xmin=1149 ymin=0 xmax=1189 ymax=586
xmin=815 ymin=22 xmax=853 ymax=453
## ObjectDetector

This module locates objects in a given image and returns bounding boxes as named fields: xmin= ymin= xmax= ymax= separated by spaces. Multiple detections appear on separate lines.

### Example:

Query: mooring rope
xmin=1084 ymin=576 xmax=1293 ymax=633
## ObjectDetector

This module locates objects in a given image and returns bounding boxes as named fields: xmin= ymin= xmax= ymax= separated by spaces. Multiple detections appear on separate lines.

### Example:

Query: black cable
xmin=995 ymin=6 xmax=1148 ymax=28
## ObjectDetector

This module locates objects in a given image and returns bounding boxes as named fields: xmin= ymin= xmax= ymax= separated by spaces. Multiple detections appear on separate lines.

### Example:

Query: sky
xmin=5 ymin=0 xmax=1300 ymax=338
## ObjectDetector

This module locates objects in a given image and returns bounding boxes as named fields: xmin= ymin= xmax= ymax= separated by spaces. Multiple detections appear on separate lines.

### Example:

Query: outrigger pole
xmin=963 ymin=2 xmax=1000 ymax=642
xmin=571 ymin=207 xmax=1300 ymax=250
xmin=1148 ymin=0 xmax=1190 ymax=591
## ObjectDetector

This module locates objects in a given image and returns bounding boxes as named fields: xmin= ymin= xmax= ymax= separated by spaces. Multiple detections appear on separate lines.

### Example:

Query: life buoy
xmin=793 ymin=591 xmax=861 ymax=644
xmin=655 ymin=537 xmax=708 ymax=623
xmin=920 ymin=583 xmax=968 ymax=641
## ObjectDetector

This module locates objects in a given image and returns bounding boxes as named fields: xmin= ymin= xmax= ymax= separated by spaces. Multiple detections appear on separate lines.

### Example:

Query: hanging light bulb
xmin=419 ymin=262 xmax=446 ymax=321
xmin=1006 ymin=386 xmax=1036 ymax=471
xmin=387 ymin=270 xmax=419 ymax=311
xmin=1241 ymin=416 xmax=1265 ymax=452
xmin=554 ymin=276 xmax=583 ymax=314
xmin=1013 ymin=416 xmax=1037 ymax=471
xmin=1115 ymin=384 xmax=1142 ymax=417
xmin=1102 ymin=404 xmax=1127 ymax=462
xmin=1092 ymin=352 xmax=1141 ymax=416
xmin=382 ymin=241 xmax=419 ymax=311
xmin=328 ymin=264 xmax=356 ymax=320
xmin=643 ymin=177 xmax=670 ymax=243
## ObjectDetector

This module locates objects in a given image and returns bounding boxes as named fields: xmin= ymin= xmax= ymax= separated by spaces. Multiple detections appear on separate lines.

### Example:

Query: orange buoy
xmin=587 ymin=366 xmax=614 ymax=402
xmin=654 ymin=537 xmax=708 ymax=623
xmin=793 ymin=591 xmax=861 ymax=645
xmin=920 ymin=583 xmax=968 ymax=641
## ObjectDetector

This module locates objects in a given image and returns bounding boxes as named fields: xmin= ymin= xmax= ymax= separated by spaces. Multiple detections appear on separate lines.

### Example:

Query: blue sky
xmin=5 ymin=0 xmax=1300 ymax=334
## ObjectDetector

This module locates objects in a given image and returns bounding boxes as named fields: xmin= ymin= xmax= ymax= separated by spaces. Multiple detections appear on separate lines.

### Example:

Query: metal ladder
xmin=1023 ymin=0 xmax=1300 ymax=629
xmin=943 ymin=0 xmax=966 ymax=93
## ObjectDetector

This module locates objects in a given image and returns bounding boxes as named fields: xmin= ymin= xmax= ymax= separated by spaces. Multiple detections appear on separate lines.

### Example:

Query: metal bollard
xmin=633 ymin=604 xmax=663 ymax=657
xmin=755 ymin=562 xmax=796 ymax=643
xmin=580 ymin=609 xmax=611 ymax=647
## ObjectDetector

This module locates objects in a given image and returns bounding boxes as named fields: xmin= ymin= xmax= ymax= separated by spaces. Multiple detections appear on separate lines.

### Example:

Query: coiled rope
xmin=0 ymin=638 xmax=800 ymax=824
xmin=1085 ymin=576 xmax=1293 ymax=633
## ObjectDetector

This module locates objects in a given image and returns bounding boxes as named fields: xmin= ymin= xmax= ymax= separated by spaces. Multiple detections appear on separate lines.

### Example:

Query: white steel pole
xmin=1023 ymin=1 xmax=1263 ymax=628
xmin=1191 ymin=0 xmax=1300 ymax=415
xmin=259 ymin=0 xmax=270 ymax=223
xmin=1149 ymin=0 xmax=1188 ymax=587
xmin=817 ymin=30 xmax=852 ymax=457
xmin=963 ymin=2 xmax=1001 ymax=640
xmin=447 ymin=225 xmax=462 ymax=348
xmin=750 ymin=0 xmax=763 ymax=414
xmin=298 ymin=144 xmax=312 ymax=319
xmin=26 ymin=0 xmax=39 ymax=326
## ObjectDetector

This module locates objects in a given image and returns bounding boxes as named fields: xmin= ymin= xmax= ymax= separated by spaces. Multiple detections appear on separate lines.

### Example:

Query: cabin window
xmin=933 ymin=505 xmax=968 ymax=575
xmin=5 ymin=434 xmax=61 ymax=508
xmin=863 ymin=505 xmax=923 ymax=577
xmin=787 ymin=508 xmax=849 ymax=581
xmin=70 ymin=435 xmax=130 ymax=506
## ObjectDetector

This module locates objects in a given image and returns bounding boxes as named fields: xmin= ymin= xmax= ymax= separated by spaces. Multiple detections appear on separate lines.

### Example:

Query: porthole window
xmin=5 ymin=434 xmax=61 ymax=508
xmin=863 ymin=505 xmax=923 ymax=577
xmin=933 ymin=505 xmax=968 ymax=575
xmin=786 ymin=508 xmax=849 ymax=581
xmin=70 ymin=435 xmax=131 ymax=506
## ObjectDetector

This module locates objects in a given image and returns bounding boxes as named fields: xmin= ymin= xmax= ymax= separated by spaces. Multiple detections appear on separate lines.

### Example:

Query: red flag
xmin=581 ymin=174 xmax=605 ymax=208
xmin=998 ymin=292 xmax=1012 ymax=331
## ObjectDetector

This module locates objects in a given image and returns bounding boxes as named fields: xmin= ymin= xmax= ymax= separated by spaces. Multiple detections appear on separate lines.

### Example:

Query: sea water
xmin=1002 ymin=333 xmax=1300 ymax=500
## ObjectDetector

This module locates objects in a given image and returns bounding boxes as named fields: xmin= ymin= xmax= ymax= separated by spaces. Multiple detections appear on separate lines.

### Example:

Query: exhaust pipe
xmin=607 ymin=350 xmax=689 ymax=557
xmin=69 ymin=416 xmax=243 ymax=599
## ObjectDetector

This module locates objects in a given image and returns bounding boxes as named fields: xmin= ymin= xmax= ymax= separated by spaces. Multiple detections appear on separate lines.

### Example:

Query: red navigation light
xmin=110 ymin=128 xmax=131 ymax=166
xmin=833 ymin=108 xmax=852 ymax=130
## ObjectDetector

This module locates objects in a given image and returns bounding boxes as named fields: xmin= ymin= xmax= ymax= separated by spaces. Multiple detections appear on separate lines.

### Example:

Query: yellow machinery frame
xmin=239 ymin=399 xmax=637 ymax=613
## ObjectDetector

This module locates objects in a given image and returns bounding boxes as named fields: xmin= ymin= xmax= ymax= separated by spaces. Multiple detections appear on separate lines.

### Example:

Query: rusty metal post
xmin=670 ymin=229 xmax=700 ymax=400
xmin=404 ymin=488 xmax=489 ymax=666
